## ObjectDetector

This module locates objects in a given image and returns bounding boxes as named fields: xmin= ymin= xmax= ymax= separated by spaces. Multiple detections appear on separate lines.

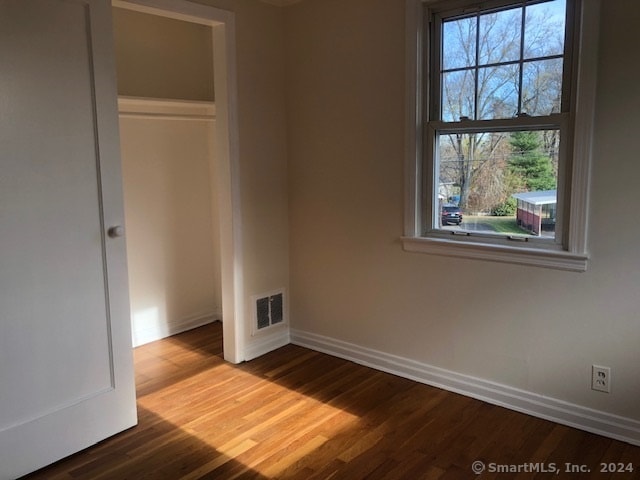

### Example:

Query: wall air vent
xmin=253 ymin=289 xmax=286 ymax=332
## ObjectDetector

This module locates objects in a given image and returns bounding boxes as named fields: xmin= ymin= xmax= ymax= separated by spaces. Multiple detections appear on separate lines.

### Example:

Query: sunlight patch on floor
xmin=139 ymin=364 xmax=360 ymax=477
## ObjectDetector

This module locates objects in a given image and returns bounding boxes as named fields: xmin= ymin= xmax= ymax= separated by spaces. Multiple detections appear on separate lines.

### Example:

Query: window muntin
xmin=426 ymin=0 xmax=571 ymax=245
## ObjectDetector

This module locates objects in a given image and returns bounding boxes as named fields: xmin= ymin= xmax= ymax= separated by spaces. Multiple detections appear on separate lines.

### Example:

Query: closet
xmin=113 ymin=7 xmax=221 ymax=346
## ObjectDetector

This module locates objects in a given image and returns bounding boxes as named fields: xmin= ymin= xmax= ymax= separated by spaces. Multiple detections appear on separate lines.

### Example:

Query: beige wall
xmin=120 ymin=114 xmax=221 ymax=346
xmin=191 ymin=0 xmax=291 ymax=351
xmin=113 ymin=7 xmax=214 ymax=100
xmin=285 ymin=0 xmax=640 ymax=421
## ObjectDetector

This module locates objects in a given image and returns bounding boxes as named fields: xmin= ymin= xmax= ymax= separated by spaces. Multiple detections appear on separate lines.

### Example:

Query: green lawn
xmin=464 ymin=215 xmax=528 ymax=235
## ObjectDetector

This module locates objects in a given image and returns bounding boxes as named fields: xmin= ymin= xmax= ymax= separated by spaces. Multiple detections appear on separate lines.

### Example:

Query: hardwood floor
xmin=24 ymin=322 xmax=640 ymax=479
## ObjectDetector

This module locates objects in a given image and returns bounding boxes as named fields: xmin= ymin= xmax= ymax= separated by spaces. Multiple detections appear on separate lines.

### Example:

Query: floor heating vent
xmin=254 ymin=290 xmax=285 ymax=332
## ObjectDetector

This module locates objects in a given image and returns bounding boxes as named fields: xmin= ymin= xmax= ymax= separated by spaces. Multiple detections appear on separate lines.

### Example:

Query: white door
xmin=0 ymin=1 xmax=137 ymax=478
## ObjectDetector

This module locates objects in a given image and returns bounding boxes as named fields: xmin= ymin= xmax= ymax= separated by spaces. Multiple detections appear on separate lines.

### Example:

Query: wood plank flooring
xmin=23 ymin=322 xmax=640 ymax=479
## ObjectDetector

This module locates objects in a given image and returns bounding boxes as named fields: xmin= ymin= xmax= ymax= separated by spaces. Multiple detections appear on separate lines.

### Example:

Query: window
xmin=403 ymin=0 xmax=600 ymax=271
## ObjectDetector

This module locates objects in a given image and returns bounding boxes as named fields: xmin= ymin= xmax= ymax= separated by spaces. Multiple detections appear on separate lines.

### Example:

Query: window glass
xmin=477 ymin=64 xmax=520 ymax=120
xmin=438 ymin=2 xmax=566 ymax=124
xmin=436 ymin=129 xmax=559 ymax=238
xmin=522 ymin=58 xmax=563 ymax=115
xmin=442 ymin=17 xmax=477 ymax=70
xmin=442 ymin=70 xmax=476 ymax=121
xmin=524 ymin=0 xmax=566 ymax=59
xmin=478 ymin=7 xmax=522 ymax=66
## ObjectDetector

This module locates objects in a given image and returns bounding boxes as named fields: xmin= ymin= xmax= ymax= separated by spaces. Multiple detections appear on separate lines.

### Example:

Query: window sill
xmin=401 ymin=236 xmax=588 ymax=272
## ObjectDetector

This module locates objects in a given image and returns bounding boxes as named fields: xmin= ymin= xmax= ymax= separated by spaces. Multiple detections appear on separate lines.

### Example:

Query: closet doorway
xmin=112 ymin=0 xmax=243 ymax=363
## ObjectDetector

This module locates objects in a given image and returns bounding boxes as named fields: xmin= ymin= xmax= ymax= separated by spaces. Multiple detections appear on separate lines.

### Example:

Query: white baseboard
xmin=290 ymin=328 xmax=640 ymax=446
xmin=244 ymin=329 xmax=291 ymax=361
xmin=132 ymin=311 xmax=220 ymax=347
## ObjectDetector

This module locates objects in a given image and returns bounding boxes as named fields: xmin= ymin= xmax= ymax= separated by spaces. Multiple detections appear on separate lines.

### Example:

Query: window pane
xmin=477 ymin=64 xmax=519 ymax=120
xmin=436 ymin=129 xmax=559 ymax=239
xmin=524 ymin=0 xmax=566 ymax=59
xmin=522 ymin=58 xmax=563 ymax=115
xmin=442 ymin=69 xmax=475 ymax=121
xmin=478 ymin=7 xmax=522 ymax=66
xmin=442 ymin=17 xmax=477 ymax=70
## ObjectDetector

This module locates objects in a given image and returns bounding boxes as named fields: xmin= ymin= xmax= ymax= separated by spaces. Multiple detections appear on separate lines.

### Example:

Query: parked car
xmin=441 ymin=205 xmax=463 ymax=225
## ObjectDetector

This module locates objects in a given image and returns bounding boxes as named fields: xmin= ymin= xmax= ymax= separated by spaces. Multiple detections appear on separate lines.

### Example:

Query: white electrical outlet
xmin=592 ymin=365 xmax=611 ymax=393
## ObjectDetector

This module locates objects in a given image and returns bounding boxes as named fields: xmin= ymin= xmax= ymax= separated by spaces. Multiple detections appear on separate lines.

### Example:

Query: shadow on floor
xmin=20 ymin=406 xmax=268 ymax=480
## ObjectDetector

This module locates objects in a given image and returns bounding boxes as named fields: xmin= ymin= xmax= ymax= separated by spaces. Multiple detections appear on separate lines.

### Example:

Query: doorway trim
xmin=112 ymin=0 xmax=245 ymax=363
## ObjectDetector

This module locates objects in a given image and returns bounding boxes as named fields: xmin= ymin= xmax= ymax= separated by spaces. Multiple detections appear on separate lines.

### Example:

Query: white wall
xmin=120 ymin=108 xmax=221 ymax=346
xmin=285 ymin=0 xmax=640 ymax=437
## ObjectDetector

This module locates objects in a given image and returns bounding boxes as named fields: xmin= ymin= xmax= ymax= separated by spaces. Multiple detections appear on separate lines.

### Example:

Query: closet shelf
xmin=118 ymin=96 xmax=215 ymax=121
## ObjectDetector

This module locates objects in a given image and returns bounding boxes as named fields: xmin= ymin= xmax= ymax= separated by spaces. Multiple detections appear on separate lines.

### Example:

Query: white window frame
xmin=402 ymin=0 xmax=600 ymax=271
